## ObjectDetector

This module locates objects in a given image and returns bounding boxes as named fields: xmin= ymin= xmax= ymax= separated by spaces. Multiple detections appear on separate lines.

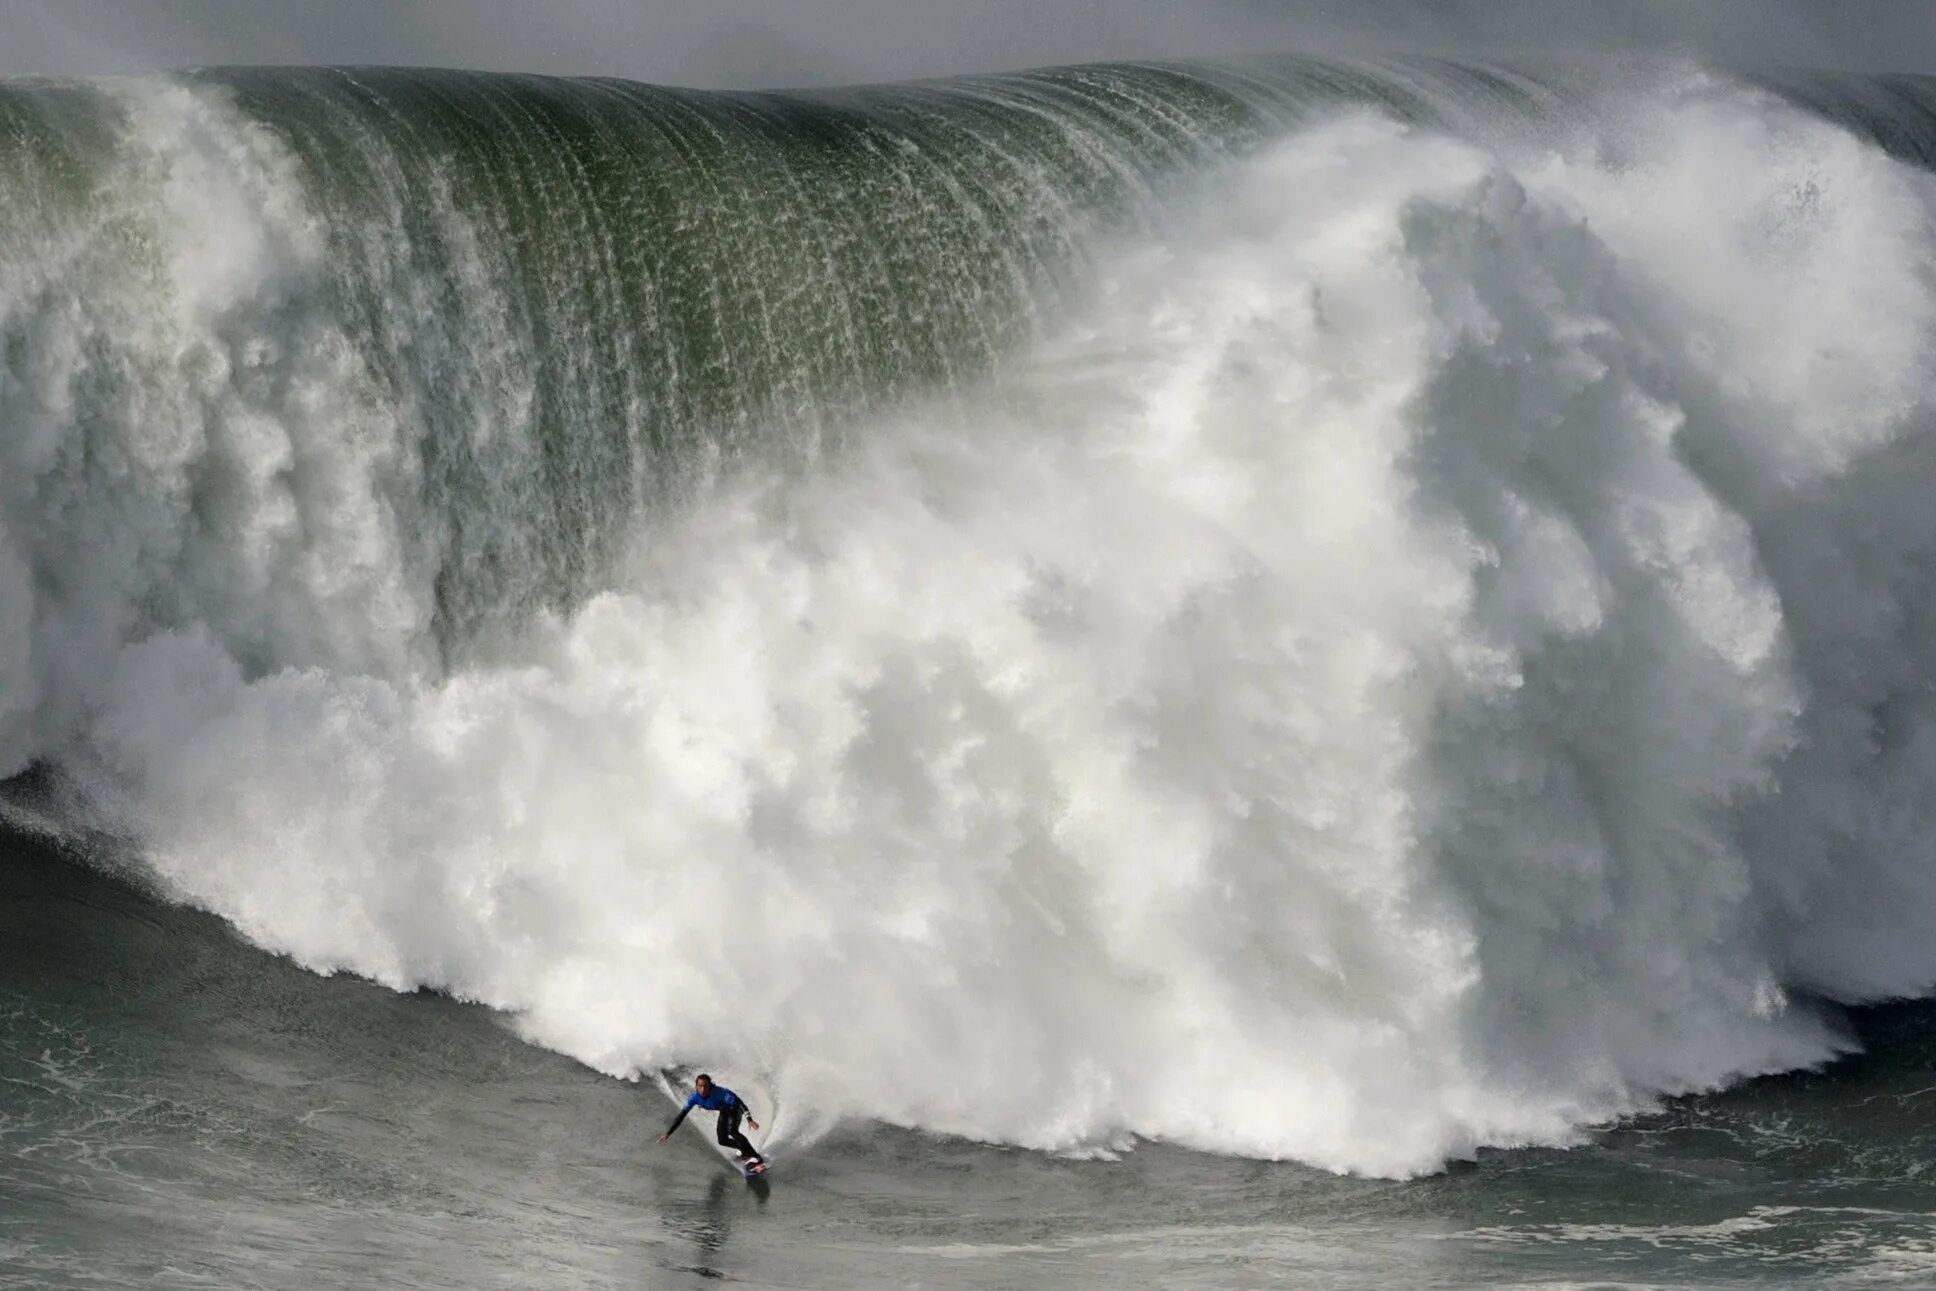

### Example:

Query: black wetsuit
xmin=664 ymin=1084 xmax=763 ymax=1164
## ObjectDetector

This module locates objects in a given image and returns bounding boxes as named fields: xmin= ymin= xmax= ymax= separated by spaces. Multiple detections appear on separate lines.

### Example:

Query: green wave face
xmin=0 ymin=59 xmax=1566 ymax=667
xmin=217 ymin=64 xmax=1287 ymax=643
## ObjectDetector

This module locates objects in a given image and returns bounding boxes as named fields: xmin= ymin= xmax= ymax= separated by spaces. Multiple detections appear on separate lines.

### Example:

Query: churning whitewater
xmin=3 ymin=59 xmax=1936 ymax=1177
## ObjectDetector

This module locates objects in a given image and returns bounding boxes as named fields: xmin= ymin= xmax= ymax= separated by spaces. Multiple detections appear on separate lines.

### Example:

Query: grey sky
xmin=2 ymin=1 xmax=1934 ymax=87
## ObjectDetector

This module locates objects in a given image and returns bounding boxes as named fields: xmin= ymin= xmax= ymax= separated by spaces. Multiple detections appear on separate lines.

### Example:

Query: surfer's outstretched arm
xmin=656 ymin=1098 xmax=696 ymax=1143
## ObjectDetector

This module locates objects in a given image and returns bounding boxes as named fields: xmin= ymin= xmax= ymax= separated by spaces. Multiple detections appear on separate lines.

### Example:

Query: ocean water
xmin=11 ymin=834 xmax=1936 ymax=1288
xmin=6 ymin=52 xmax=1936 ymax=1288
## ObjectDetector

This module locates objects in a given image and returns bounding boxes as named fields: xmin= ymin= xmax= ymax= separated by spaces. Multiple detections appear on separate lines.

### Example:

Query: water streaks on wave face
xmin=2 ymin=57 xmax=1935 ymax=1176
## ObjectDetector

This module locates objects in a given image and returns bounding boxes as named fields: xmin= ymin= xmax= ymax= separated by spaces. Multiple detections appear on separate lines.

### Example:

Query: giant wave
xmin=3 ymin=57 xmax=1936 ymax=1176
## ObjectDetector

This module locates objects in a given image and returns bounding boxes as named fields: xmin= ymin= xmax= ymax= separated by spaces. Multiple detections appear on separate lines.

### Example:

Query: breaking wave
xmin=4 ymin=58 xmax=1936 ymax=1174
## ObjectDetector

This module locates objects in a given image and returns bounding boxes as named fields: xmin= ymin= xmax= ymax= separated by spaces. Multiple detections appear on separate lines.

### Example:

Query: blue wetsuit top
xmin=663 ymin=1084 xmax=747 ymax=1134
xmin=686 ymin=1086 xmax=743 ymax=1113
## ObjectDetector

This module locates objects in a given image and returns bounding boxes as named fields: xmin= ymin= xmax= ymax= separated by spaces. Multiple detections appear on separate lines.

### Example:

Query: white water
xmin=6 ymin=73 xmax=1936 ymax=1176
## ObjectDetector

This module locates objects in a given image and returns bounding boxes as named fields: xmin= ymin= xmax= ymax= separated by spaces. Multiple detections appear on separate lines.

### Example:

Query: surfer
xmin=657 ymin=1073 xmax=765 ymax=1169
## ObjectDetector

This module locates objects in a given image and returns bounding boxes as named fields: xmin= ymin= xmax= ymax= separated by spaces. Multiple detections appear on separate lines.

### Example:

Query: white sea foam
xmin=4 ymin=73 xmax=1936 ymax=1175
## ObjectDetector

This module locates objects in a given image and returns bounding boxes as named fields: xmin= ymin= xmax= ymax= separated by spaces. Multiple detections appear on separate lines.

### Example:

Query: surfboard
xmin=653 ymin=1069 xmax=775 ymax=1179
